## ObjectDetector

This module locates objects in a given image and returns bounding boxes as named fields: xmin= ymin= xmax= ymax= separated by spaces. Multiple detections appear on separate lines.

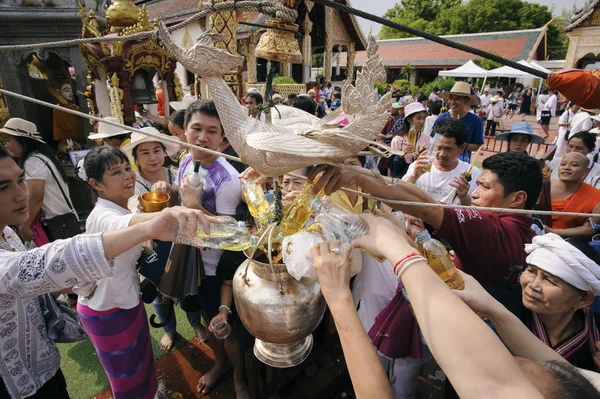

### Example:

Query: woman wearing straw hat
xmin=0 ymin=118 xmax=73 ymax=246
xmin=122 ymin=129 xmax=209 ymax=350
xmin=435 ymin=81 xmax=484 ymax=163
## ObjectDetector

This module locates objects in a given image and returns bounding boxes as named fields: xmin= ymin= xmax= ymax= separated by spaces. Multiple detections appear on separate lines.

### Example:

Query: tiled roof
xmin=340 ymin=28 xmax=546 ymax=68
xmin=566 ymin=0 xmax=600 ymax=31
xmin=137 ymin=0 xmax=199 ymax=24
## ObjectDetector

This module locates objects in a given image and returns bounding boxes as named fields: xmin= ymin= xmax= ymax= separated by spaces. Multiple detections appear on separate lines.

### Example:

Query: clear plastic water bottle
xmin=174 ymin=216 xmax=258 ymax=251
xmin=415 ymin=229 xmax=464 ymax=290
xmin=310 ymin=198 xmax=369 ymax=243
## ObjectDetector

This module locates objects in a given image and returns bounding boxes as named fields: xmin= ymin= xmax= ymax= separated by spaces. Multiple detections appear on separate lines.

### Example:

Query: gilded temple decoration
xmin=78 ymin=2 xmax=179 ymax=125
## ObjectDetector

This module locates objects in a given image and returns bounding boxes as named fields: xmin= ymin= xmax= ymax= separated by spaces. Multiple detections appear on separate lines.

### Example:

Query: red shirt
xmin=437 ymin=208 xmax=535 ymax=285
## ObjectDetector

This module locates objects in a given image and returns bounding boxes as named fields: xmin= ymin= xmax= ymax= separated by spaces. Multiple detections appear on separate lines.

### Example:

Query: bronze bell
xmin=129 ymin=69 xmax=157 ymax=105
xmin=254 ymin=18 xmax=303 ymax=64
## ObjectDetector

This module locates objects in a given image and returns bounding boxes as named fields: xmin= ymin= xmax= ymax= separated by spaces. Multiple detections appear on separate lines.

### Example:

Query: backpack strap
xmin=31 ymin=156 xmax=79 ymax=221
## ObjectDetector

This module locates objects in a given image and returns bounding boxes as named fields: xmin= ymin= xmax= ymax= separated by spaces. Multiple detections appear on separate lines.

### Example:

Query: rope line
xmin=310 ymin=0 xmax=549 ymax=80
xmin=0 ymin=1 xmax=297 ymax=52
xmin=2 ymin=89 xmax=598 ymax=219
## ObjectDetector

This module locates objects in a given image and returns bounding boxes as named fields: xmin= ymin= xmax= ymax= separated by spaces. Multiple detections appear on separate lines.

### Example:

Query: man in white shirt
xmin=403 ymin=118 xmax=480 ymax=205
xmin=479 ymin=86 xmax=492 ymax=118
xmin=428 ymin=87 xmax=441 ymax=103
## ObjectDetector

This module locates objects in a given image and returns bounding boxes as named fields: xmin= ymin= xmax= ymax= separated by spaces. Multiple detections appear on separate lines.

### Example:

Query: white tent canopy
xmin=485 ymin=60 xmax=543 ymax=78
xmin=438 ymin=60 xmax=488 ymax=78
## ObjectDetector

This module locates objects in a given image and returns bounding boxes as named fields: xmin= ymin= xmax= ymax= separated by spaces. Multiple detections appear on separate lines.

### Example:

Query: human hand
xmin=413 ymin=151 xmax=431 ymax=177
xmin=351 ymin=213 xmax=414 ymax=260
xmin=374 ymin=208 xmax=417 ymax=249
xmin=543 ymin=225 xmax=553 ymax=234
xmin=208 ymin=312 xmax=229 ymax=333
xmin=404 ymin=144 xmax=415 ymax=154
xmin=142 ymin=206 xmax=221 ymax=242
xmin=151 ymin=181 xmax=172 ymax=195
xmin=283 ymin=190 xmax=302 ymax=201
xmin=452 ymin=271 xmax=498 ymax=316
xmin=311 ymin=241 xmax=353 ymax=304
xmin=308 ymin=165 xmax=359 ymax=196
xmin=18 ymin=225 xmax=36 ymax=242
xmin=239 ymin=167 xmax=269 ymax=187
xmin=180 ymin=176 xmax=203 ymax=209
xmin=449 ymin=176 xmax=470 ymax=200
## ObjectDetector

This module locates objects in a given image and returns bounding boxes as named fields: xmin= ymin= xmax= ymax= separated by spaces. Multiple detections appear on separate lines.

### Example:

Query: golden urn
xmin=106 ymin=0 xmax=140 ymax=32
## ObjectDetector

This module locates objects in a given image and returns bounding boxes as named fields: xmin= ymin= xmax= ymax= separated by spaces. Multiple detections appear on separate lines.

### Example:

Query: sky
xmin=351 ymin=0 xmax=581 ymax=36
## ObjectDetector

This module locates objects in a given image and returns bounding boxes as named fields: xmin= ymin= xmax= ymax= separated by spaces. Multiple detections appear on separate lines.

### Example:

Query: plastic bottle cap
xmin=415 ymin=229 xmax=431 ymax=244
xmin=309 ymin=197 xmax=322 ymax=211
xmin=193 ymin=161 xmax=201 ymax=173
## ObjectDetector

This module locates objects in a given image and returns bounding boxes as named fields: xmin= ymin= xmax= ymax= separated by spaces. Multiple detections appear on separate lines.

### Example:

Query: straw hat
xmin=121 ymin=127 xmax=181 ymax=165
xmin=495 ymin=122 xmax=545 ymax=144
xmin=0 ymin=118 xmax=45 ymax=143
xmin=440 ymin=82 xmax=480 ymax=105
xmin=170 ymin=97 xmax=195 ymax=111
xmin=483 ymin=85 xmax=491 ymax=93
xmin=89 ymin=117 xmax=132 ymax=140
xmin=404 ymin=102 xmax=428 ymax=119
xmin=490 ymin=95 xmax=501 ymax=103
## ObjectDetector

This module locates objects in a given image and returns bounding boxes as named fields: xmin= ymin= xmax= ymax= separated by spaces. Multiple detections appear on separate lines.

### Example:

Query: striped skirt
xmin=77 ymin=299 xmax=157 ymax=399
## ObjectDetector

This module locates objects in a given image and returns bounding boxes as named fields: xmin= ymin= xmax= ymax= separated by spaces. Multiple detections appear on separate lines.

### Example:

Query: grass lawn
xmin=58 ymin=303 xmax=200 ymax=399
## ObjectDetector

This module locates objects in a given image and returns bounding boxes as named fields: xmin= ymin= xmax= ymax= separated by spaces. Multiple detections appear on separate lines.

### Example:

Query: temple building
xmin=0 ymin=0 xmax=103 ymax=142
xmin=137 ymin=0 xmax=366 ymax=85
xmin=565 ymin=0 xmax=600 ymax=69
xmin=339 ymin=27 xmax=548 ymax=86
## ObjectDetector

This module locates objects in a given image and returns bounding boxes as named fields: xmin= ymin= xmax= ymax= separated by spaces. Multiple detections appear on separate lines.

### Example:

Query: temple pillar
xmin=324 ymin=35 xmax=332 ymax=82
xmin=281 ymin=61 xmax=289 ymax=78
xmin=347 ymin=42 xmax=356 ymax=82
xmin=209 ymin=0 xmax=242 ymax=98
xmin=245 ymin=37 xmax=258 ymax=84
xmin=301 ymin=9 xmax=313 ymax=83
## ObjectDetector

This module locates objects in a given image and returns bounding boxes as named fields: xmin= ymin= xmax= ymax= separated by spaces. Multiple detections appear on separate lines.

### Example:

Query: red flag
xmin=547 ymin=69 xmax=600 ymax=109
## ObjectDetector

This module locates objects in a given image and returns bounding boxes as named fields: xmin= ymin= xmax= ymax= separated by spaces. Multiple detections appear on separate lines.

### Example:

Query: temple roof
xmin=339 ymin=27 xmax=546 ymax=68
xmin=566 ymin=0 xmax=600 ymax=31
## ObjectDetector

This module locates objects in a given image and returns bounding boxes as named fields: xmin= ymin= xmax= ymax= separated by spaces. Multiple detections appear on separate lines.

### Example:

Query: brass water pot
xmin=233 ymin=257 xmax=326 ymax=368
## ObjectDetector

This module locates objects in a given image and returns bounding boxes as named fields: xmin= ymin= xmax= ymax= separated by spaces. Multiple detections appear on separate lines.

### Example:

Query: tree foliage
xmin=378 ymin=0 xmax=568 ymax=59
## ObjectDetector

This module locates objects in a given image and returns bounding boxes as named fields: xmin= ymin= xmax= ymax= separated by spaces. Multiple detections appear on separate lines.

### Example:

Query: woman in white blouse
xmin=0 ymin=144 xmax=215 ymax=399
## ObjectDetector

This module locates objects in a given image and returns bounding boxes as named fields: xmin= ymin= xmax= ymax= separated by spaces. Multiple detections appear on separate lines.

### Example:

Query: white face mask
xmin=60 ymin=84 xmax=73 ymax=101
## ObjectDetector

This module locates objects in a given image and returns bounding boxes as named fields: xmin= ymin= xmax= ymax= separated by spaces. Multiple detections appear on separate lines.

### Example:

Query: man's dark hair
xmin=538 ymin=360 xmax=600 ymax=399
xmin=569 ymin=131 xmax=596 ymax=153
xmin=332 ymin=91 xmax=341 ymax=100
xmin=417 ymin=94 xmax=428 ymax=103
xmin=287 ymin=93 xmax=297 ymax=100
xmin=432 ymin=87 xmax=439 ymax=92
xmin=292 ymin=96 xmax=318 ymax=114
xmin=169 ymin=109 xmax=186 ymax=129
xmin=481 ymin=152 xmax=543 ymax=210
xmin=429 ymin=100 xmax=442 ymax=116
xmin=246 ymin=91 xmax=263 ymax=105
xmin=432 ymin=118 xmax=469 ymax=147
xmin=184 ymin=99 xmax=220 ymax=127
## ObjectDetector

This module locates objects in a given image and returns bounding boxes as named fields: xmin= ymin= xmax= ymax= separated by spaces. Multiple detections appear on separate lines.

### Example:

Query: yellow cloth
xmin=119 ymin=139 xmax=138 ymax=172
xmin=326 ymin=187 xmax=378 ymax=214
xmin=53 ymin=103 xmax=85 ymax=142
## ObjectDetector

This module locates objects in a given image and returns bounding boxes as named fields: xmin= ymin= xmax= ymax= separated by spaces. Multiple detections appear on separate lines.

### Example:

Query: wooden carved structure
xmin=565 ymin=0 xmax=600 ymax=70
xmin=78 ymin=0 xmax=182 ymax=126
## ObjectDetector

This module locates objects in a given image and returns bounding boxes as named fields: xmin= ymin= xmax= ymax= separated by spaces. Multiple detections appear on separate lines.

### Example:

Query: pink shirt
xmin=391 ymin=132 xmax=429 ymax=163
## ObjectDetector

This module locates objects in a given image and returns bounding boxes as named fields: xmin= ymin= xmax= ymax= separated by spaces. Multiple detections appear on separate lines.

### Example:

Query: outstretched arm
xmin=309 ymin=165 xmax=444 ymax=229
xmin=352 ymin=214 xmax=544 ymax=399
xmin=311 ymin=242 xmax=393 ymax=399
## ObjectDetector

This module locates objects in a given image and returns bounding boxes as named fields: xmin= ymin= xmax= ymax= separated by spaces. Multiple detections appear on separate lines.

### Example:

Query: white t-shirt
xmin=24 ymin=153 xmax=72 ymax=219
xmin=78 ymin=198 xmax=141 ymax=311
xmin=177 ymin=156 xmax=241 ymax=275
xmin=403 ymin=160 xmax=481 ymax=205
xmin=429 ymin=92 xmax=440 ymax=103
xmin=423 ymin=115 xmax=438 ymax=137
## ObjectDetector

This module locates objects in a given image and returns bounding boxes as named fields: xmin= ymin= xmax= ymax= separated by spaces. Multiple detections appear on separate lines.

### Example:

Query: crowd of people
xmin=1 ymin=75 xmax=600 ymax=399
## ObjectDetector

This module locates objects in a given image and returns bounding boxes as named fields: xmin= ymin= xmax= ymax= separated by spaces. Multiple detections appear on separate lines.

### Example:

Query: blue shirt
xmin=433 ymin=111 xmax=484 ymax=163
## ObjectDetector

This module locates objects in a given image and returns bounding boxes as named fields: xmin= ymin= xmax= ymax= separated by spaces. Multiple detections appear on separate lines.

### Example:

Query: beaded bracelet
xmin=395 ymin=256 xmax=427 ymax=280
xmin=392 ymin=252 xmax=421 ymax=274
xmin=219 ymin=305 xmax=232 ymax=315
